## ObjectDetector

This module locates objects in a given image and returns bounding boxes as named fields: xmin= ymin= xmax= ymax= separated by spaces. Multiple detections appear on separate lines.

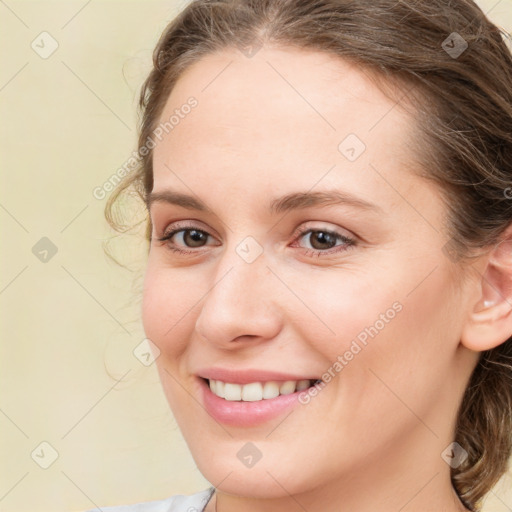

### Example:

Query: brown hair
xmin=108 ymin=0 xmax=512 ymax=509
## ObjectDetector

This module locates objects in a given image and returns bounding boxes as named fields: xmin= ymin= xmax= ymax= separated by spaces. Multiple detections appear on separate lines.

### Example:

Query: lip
xmin=198 ymin=376 xmax=314 ymax=427
xmin=196 ymin=367 xmax=319 ymax=385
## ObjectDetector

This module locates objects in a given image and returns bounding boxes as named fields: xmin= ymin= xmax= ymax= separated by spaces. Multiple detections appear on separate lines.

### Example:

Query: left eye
xmin=293 ymin=228 xmax=355 ymax=254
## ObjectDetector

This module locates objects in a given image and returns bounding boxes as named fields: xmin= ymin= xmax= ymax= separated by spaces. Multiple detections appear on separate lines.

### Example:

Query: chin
xmin=200 ymin=464 xmax=301 ymax=498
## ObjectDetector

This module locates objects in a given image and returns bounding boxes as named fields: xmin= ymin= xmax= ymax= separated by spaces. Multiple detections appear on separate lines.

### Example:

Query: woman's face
xmin=143 ymin=47 xmax=479 ymax=504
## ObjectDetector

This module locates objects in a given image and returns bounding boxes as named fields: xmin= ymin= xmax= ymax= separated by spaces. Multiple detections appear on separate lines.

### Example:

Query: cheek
xmin=283 ymin=267 xmax=399 ymax=359
xmin=141 ymin=262 xmax=194 ymax=355
xmin=304 ymin=258 xmax=460 ymax=399
xmin=141 ymin=262 xmax=201 ymax=415
xmin=141 ymin=267 xmax=165 ymax=345
xmin=330 ymin=265 xmax=461 ymax=437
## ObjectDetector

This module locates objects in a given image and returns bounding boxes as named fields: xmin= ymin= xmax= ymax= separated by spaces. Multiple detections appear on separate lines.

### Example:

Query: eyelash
xmin=156 ymin=222 xmax=356 ymax=258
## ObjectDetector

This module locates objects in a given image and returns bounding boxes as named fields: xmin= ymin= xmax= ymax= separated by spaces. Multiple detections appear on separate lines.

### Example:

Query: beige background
xmin=1 ymin=1 xmax=512 ymax=511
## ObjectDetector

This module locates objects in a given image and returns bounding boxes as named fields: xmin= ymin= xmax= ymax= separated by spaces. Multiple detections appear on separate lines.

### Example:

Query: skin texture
xmin=142 ymin=47 xmax=487 ymax=512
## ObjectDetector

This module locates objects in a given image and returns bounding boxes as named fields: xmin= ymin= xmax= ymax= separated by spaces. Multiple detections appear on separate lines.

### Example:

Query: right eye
xmin=157 ymin=225 xmax=219 ymax=254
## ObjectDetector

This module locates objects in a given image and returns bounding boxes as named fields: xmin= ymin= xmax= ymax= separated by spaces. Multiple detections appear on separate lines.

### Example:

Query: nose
xmin=194 ymin=246 xmax=282 ymax=348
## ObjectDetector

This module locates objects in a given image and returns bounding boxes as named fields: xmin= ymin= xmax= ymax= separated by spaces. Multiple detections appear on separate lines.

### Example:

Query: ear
xmin=461 ymin=225 xmax=512 ymax=351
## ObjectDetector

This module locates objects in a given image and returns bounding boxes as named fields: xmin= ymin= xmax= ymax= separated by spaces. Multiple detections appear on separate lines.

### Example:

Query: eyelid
xmin=290 ymin=221 xmax=355 ymax=241
xmin=158 ymin=219 xmax=218 ymax=240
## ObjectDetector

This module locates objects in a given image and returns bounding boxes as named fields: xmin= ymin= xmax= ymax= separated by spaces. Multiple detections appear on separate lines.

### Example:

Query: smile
xmin=207 ymin=378 xmax=321 ymax=401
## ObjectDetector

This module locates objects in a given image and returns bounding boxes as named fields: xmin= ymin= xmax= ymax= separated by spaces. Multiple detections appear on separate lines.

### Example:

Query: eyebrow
xmin=146 ymin=189 xmax=382 ymax=215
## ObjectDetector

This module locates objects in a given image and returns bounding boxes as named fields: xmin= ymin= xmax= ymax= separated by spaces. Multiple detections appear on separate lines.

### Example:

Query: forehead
xmin=151 ymin=46 xmax=417 ymax=198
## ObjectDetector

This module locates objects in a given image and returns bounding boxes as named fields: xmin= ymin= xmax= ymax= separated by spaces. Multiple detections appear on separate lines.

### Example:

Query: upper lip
xmin=197 ymin=368 xmax=320 ymax=385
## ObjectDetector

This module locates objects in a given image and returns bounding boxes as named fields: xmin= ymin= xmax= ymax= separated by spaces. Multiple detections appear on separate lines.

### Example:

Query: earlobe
xmin=461 ymin=231 xmax=512 ymax=352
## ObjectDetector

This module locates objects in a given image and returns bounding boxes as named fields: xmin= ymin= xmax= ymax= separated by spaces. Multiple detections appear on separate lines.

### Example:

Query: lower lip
xmin=199 ymin=378 xmax=307 ymax=427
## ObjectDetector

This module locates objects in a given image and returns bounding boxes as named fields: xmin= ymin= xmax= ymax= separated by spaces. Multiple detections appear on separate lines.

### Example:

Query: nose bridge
xmin=194 ymin=237 xmax=281 ymax=345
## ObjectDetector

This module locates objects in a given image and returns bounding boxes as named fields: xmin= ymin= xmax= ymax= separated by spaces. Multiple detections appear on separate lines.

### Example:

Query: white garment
xmin=85 ymin=487 xmax=215 ymax=512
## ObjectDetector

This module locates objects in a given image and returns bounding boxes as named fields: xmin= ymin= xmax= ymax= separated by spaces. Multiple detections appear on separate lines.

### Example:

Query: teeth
xmin=216 ymin=380 xmax=225 ymax=398
xmin=262 ymin=381 xmax=280 ymax=399
xmin=224 ymin=382 xmax=242 ymax=401
xmin=207 ymin=379 xmax=315 ymax=401
xmin=242 ymin=382 xmax=263 ymax=401
xmin=280 ymin=380 xmax=297 ymax=395
xmin=296 ymin=379 xmax=311 ymax=391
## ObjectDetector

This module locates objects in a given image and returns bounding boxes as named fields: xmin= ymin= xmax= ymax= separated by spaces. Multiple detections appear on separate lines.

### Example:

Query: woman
xmin=92 ymin=0 xmax=512 ymax=510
